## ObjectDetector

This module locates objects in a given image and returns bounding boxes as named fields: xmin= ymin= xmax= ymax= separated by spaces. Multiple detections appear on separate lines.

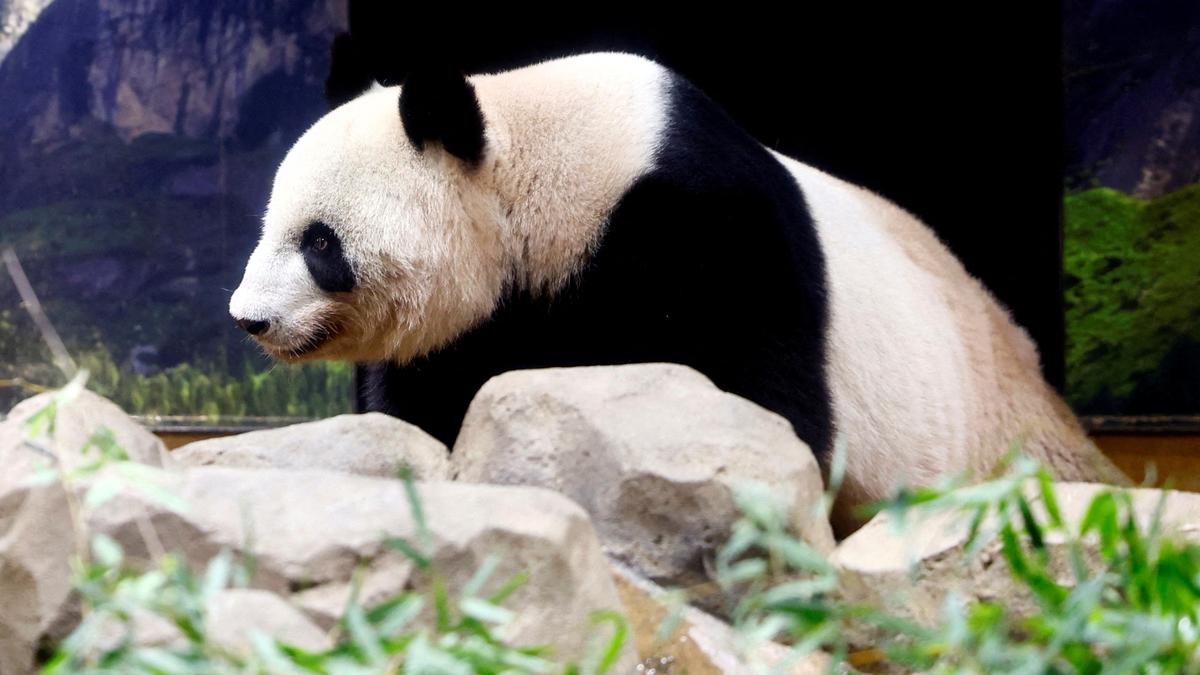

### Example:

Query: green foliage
xmin=47 ymin=541 xmax=627 ymax=675
xmin=1063 ymin=184 xmax=1200 ymax=413
xmin=43 ymin=547 xmax=242 ymax=675
xmin=718 ymin=455 xmax=1200 ymax=673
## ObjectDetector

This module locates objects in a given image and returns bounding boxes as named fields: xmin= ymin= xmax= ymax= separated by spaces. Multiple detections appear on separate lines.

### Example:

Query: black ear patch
xmin=399 ymin=66 xmax=486 ymax=165
xmin=301 ymin=222 xmax=356 ymax=293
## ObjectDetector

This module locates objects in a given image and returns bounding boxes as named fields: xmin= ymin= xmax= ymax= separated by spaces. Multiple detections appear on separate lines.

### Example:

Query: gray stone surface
xmin=173 ymin=412 xmax=450 ymax=480
xmin=86 ymin=588 xmax=331 ymax=660
xmin=0 ymin=389 xmax=169 ymax=673
xmin=453 ymin=364 xmax=835 ymax=591
xmin=612 ymin=562 xmax=828 ymax=674
xmin=82 ymin=467 xmax=635 ymax=670
xmin=831 ymin=482 xmax=1200 ymax=643
xmin=206 ymin=588 xmax=332 ymax=655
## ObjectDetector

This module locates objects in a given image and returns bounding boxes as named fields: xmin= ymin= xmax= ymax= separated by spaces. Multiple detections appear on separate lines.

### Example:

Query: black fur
xmin=301 ymin=222 xmax=356 ymax=293
xmin=399 ymin=67 xmax=486 ymax=164
xmin=324 ymin=33 xmax=375 ymax=108
xmin=361 ymin=73 xmax=834 ymax=459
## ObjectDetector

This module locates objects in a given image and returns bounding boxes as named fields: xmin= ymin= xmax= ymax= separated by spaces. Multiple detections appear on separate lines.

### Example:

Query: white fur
xmin=231 ymin=53 xmax=666 ymax=363
xmin=778 ymin=156 xmax=971 ymax=498
xmin=776 ymin=156 xmax=1126 ymax=530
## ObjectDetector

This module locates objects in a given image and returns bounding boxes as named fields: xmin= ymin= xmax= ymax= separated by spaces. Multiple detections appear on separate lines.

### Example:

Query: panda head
xmin=229 ymin=67 xmax=509 ymax=364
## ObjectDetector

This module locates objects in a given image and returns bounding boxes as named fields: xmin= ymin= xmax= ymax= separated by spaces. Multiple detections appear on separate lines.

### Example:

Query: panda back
xmin=779 ymin=155 xmax=1120 ymax=513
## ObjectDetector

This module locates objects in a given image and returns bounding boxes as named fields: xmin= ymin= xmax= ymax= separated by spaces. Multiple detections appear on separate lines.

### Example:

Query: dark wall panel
xmin=337 ymin=5 xmax=1066 ymax=387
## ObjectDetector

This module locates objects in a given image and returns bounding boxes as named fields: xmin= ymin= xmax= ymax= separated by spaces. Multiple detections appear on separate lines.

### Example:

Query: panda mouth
xmin=264 ymin=322 xmax=341 ymax=362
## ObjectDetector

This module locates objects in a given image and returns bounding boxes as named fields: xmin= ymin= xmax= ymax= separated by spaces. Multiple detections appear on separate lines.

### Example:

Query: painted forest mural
xmin=1063 ymin=0 xmax=1200 ymax=415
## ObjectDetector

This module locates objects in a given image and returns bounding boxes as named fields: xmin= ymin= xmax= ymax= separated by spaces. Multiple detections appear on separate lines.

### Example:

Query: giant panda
xmin=229 ymin=52 xmax=1128 ymax=533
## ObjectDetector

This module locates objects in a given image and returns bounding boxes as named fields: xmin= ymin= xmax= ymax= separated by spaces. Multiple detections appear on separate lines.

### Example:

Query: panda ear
xmin=399 ymin=66 xmax=486 ymax=165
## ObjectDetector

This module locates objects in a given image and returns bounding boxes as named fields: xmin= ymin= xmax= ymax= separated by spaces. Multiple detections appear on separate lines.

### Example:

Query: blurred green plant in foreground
xmin=715 ymin=447 xmax=1200 ymax=673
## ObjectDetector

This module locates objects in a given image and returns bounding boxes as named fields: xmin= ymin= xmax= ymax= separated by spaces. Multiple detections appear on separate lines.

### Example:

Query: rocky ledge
xmin=1 ymin=363 xmax=1194 ymax=673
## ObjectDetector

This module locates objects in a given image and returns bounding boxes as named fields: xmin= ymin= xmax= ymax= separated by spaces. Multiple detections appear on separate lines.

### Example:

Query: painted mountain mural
xmin=1063 ymin=0 xmax=1200 ymax=415
xmin=0 ymin=0 xmax=352 ymax=418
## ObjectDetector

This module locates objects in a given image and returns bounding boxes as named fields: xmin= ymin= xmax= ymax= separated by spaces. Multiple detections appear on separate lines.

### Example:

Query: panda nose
xmin=236 ymin=318 xmax=271 ymax=336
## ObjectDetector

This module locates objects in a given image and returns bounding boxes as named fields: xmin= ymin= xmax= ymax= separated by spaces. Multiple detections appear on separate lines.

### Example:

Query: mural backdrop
xmin=1063 ymin=0 xmax=1200 ymax=416
xmin=0 ymin=0 xmax=353 ymax=420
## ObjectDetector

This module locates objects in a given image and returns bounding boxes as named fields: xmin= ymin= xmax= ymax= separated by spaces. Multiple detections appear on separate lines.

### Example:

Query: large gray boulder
xmin=452 ymin=364 xmax=835 ymax=592
xmin=0 ymin=389 xmax=169 ymax=674
xmin=82 ymin=467 xmax=636 ymax=670
xmin=172 ymin=412 xmax=450 ymax=480
xmin=4 ymin=388 xmax=170 ymax=469
xmin=831 ymin=483 xmax=1200 ymax=637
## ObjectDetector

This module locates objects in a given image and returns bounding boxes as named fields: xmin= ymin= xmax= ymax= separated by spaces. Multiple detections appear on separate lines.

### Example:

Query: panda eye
xmin=300 ymin=222 xmax=355 ymax=293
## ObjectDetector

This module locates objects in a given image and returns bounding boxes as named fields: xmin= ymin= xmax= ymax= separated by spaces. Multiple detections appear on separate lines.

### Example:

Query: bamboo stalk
xmin=2 ymin=247 xmax=76 ymax=377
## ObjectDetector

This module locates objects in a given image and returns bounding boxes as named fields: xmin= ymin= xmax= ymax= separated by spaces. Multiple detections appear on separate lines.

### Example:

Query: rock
xmin=172 ymin=413 xmax=450 ymax=480
xmin=82 ymin=468 xmax=636 ymax=670
xmin=453 ymin=364 xmax=835 ymax=592
xmin=0 ymin=389 xmax=169 ymax=673
xmin=2 ymin=0 xmax=347 ymax=146
xmin=5 ymin=388 xmax=170 ymax=469
xmin=611 ymin=563 xmax=829 ymax=674
xmin=831 ymin=482 xmax=1200 ymax=641
xmin=290 ymin=555 xmax=414 ymax=629
xmin=1053 ymin=483 xmax=1200 ymax=539
xmin=206 ymin=589 xmax=332 ymax=655
xmin=0 ymin=0 xmax=53 ymax=64
xmin=89 ymin=607 xmax=185 ymax=657
xmin=84 ymin=589 xmax=330 ymax=660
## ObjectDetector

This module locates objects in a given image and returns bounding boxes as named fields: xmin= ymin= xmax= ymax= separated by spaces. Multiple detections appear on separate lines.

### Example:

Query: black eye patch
xmin=300 ymin=222 xmax=356 ymax=293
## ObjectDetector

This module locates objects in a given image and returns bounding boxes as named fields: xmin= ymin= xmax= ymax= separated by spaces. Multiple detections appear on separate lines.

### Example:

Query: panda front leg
xmin=355 ymin=343 xmax=504 ymax=450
